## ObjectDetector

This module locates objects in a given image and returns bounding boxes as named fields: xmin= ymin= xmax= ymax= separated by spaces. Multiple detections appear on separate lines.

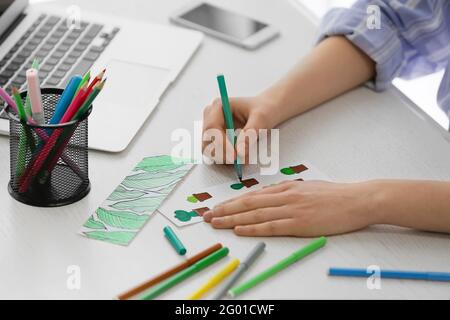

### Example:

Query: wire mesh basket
xmin=5 ymin=88 xmax=91 ymax=207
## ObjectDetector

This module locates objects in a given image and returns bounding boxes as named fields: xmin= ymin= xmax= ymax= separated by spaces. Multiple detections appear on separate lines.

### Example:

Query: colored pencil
xmin=47 ymin=75 xmax=82 ymax=128
xmin=117 ymin=243 xmax=223 ymax=300
xmin=76 ymin=70 xmax=90 ymax=94
xmin=44 ymin=81 xmax=105 ymax=175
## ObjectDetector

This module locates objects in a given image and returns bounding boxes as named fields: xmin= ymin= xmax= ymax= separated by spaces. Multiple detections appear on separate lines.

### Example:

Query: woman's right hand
xmin=202 ymin=95 xmax=277 ymax=164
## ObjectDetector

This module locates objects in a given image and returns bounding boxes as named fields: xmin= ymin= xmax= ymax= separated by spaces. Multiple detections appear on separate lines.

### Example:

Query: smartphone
xmin=170 ymin=1 xmax=279 ymax=50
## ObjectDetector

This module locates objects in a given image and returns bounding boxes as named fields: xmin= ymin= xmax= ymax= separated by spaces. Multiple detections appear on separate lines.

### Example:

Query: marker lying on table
xmin=217 ymin=74 xmax=243 ymax=181
xmin=188 ymin=258 xmax=240 ymax=300
xmin=163 ymin=225 xmax=186 ymax=255
xmin=228 ymin=237 xmax=327 ymax=298
xmin=141 ymin=247 xmax=230 ymax=300
xmin=117 ymin=243 xmax=223 ymax=300
xmin=212 ymin=242 xmax=265 ymax=300
xmin=329 ymin=267 xmax=450 ymax=282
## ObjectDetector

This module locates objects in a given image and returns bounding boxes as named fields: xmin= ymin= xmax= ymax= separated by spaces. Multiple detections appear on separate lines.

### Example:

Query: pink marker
xmin=0 ymin=87 xmax=17 ymax=113
xmin=26 ymin=69 xmax=44 ymax=124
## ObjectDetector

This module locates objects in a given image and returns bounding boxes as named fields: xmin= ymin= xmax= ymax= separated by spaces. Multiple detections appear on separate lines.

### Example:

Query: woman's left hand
xmin=203 ymin=180 xmax=380 ymax=237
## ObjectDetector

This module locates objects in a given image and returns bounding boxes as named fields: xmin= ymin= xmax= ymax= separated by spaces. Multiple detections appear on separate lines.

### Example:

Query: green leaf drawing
xmin=84 ymin=231 xmax=136 ymax=246
xmin=280 ymin=167 xmax=295 ymax=175
xmin=96 ymin=207 xmax=149 ymax=229
xmin=83 ymin=216 xmax=106 ymax=230
xmin=134 ymin=155 xmax=190 ymax=173
xmin=187 ymin=195 xmax=198 ymax=203
xmin=110 ymin=196 xmax=165 ymax=213
xmin=174 ymin=210 xmax=199 ymax=222
xmin=107 ymin=185 xmax=146 ymax=201
xmin=122 ymin=170 xmax=189 ymax=190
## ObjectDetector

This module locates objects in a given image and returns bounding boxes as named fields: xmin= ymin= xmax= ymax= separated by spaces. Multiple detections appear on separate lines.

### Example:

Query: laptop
xmin=0 ymin=0 xmax=203 ymax=152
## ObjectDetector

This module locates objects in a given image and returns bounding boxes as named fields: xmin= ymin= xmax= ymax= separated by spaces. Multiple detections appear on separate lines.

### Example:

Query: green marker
xmin=12 ymin=87 xmax=28 ymax=177
xmin=228 ymin=237 xmax=327 ymax=298
xmin=163 ymin=225 xmax=186 ymax=255
xmin=217 ymin=74 xmax=243 ymax=181
xmin=141 ymin=247 xmax=229 ymax=300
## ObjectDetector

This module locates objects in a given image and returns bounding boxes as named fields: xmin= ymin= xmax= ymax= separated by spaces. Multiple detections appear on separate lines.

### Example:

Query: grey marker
xmin=212 ymin=242 xmax=266 ymax=300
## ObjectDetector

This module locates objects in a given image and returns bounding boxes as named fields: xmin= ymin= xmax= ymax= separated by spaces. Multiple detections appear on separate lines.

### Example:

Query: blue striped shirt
xmin=317 ymin=0 xmax=450 ymax=121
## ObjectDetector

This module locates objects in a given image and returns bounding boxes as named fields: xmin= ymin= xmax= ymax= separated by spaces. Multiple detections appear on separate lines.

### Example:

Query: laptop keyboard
xmin=0 ymin=13 xmax=119 ymax=118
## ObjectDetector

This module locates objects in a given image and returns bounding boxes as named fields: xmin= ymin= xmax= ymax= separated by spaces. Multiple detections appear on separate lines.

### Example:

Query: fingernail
xmin=203 ymin=211 xmax=212 ymax=222
xmin=211 ymin=217 xmax=223 ymax=226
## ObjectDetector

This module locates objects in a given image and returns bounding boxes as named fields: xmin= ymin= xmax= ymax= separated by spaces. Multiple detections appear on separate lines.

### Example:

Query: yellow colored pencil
xmin=188 ymin=258 xmax=240 ymax=300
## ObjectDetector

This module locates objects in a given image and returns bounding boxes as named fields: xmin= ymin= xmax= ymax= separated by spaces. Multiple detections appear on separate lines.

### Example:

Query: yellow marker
xmin=188 ymin=258 xmax=240 ymax=300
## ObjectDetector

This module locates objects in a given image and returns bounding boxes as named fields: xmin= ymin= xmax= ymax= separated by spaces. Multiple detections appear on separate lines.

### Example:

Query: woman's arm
xmin=203 ymin=180 xmax=450 ymax=236
xmin=202 ymin=36 xmax=376 ymax=160
xmin=261 ymin=35 xmax=376 ymax=127
xmin=375 ymin=180 xmax=450 ymax=233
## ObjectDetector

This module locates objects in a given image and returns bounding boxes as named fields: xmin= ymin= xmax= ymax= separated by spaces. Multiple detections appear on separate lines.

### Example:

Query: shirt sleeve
xmin=316 ymin=0 xmax=448 ymax=91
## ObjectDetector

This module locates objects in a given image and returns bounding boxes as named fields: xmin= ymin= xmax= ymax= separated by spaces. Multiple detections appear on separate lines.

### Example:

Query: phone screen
xmin=179 ymin=3 xmax=268 ymax=40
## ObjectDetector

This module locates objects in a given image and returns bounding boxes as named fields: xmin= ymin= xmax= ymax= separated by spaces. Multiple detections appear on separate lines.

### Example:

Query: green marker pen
xmin=163 ymin=225 xmax=186 ymax=256
xmin=228 ymin=237 xmax=327 ymax=297
xmin=141 ymin=247 xmax=229 ymax=300
xmin=217 ymin=74 xmax=243 ymax=181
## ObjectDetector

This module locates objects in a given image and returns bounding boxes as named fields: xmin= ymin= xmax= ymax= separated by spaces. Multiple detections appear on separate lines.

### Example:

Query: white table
xmin=0 ymin=0 xmax=449 ymax=299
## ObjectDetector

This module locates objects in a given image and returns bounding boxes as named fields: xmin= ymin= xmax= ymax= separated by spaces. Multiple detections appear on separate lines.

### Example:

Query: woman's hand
xmin=203 ymin=180 xmax=380 ymax=237
xmin=202 ymin=95 xmax=278 ymax=164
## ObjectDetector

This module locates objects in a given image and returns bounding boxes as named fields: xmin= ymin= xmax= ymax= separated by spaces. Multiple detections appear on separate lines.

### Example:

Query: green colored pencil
xmin=76 ymin=70 xmax=90 ymax=94
xmin=74 ymin=79 xmax=105 ymax=119
xmin=141 ymin=247 xmax=229 ymax=300
xmin=228 ymin=237 xmax=327 ymax=298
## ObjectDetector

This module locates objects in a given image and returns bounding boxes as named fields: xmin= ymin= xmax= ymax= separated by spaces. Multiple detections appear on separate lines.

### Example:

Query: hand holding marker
xmin=16 ymin=67 xmax=106 ymax=193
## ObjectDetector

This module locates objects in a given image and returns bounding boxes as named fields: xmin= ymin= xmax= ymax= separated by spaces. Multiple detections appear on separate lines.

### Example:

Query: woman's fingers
xmin=211 ymin=206 xmax=289 ymax=229
xmin=234 ymin=219 xmax=295 ymax=237
xmin=204 ymin=192 xmax=291 ymax=222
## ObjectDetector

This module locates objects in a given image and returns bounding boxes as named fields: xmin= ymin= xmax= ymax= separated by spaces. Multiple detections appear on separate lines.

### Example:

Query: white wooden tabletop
xmin=0 ymin=0 xmax=449 ymax=299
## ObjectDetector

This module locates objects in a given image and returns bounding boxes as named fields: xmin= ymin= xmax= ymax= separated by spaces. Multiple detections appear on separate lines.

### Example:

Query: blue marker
xmin=329 ymin=267 xmax=450 ymax=282
xmin=47 ymin=75 xmax=82 ymax=131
